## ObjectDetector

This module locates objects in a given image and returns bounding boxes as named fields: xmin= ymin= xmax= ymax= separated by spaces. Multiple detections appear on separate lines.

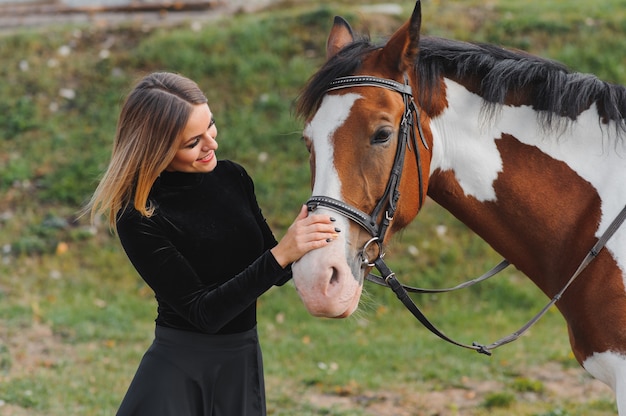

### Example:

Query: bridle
xmin=305 ymin=73 xmax=626 ymax=356
xmin=306 ymin=74 xmax=429 ymax=266
xmin=305 ymin=73 xmax=512 ymax=353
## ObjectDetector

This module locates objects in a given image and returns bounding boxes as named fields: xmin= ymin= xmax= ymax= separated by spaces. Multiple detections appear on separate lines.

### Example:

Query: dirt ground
xmin=290 ymin=364 xmax=614 ymax=415
xmin=1 ymin=321 xmax=616 ymax=415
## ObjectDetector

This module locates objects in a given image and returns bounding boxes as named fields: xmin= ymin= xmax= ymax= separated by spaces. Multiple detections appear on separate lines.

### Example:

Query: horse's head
xmin=292 ymin=1 xmax=432 ymax=318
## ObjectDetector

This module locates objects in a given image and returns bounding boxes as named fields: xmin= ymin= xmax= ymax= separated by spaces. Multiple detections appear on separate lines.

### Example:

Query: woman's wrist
xmin=270 ymin=246 xmax=290 ymax=269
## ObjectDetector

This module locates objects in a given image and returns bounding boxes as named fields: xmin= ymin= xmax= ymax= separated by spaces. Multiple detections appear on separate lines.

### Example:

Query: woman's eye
xmin=186 ymin=138 xmax=201 ymax=148
xmin=371 ymin=128 xmax=393 ymax=144
xmin=209 ymin=118 xmax=216 ymax=128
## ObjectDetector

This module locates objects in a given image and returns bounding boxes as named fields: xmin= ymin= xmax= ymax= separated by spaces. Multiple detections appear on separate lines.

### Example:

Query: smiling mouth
xmin=198 ymin=151 xmax=214 ymax=162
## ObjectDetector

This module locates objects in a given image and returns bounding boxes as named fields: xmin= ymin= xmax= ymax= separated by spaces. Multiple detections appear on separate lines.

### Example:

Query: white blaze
xmin=291 ymin=92 xmax=364 ymax=317
xmin=304 ymin=93 xmax=362 ymax=199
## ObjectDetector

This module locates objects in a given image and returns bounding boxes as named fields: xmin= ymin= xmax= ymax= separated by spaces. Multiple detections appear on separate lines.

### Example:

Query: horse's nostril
xmin=329 ymin=267 xmax=339 ymax=285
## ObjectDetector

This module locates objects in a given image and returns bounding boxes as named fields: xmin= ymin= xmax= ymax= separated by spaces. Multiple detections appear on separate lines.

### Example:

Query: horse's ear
xmin=326 ymin=16 xmax=354 ymax=60
xmin=382 ymin=0 xmax=422 ymax=72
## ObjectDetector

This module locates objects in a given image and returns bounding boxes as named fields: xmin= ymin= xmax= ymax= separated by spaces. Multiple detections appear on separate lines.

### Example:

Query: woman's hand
xmin=270 ymin=205 xmax=340 ymax=268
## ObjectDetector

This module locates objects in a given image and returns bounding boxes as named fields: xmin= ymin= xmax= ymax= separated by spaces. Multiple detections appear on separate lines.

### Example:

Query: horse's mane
xmin=418 ymin=37 xmax=626 ymax=132
xmin=296 ymin=35 xmax=626 ymax=134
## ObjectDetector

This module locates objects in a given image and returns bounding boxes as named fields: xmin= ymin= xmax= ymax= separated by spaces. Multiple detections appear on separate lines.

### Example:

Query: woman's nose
xmin=202 ymin=134 xmax=217 ymax=150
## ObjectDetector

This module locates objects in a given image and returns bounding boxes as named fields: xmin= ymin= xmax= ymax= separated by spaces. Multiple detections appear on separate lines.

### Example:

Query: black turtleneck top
xmin=116 ymin=160 xmax=291 ymax=335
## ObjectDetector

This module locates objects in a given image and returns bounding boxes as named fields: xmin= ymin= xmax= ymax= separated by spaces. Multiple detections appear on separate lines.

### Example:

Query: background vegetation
xmin=0 ymin=0 xmax=625 ymax=414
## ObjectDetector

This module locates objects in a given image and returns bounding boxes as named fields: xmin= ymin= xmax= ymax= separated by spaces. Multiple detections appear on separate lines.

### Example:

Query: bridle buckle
xmin=360 ymin=237 xmax=385 ymax=267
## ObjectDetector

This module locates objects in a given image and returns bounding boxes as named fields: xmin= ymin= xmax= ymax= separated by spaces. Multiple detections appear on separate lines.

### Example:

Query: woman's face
xmin=166 ymin=103 xmax=218 ymax=173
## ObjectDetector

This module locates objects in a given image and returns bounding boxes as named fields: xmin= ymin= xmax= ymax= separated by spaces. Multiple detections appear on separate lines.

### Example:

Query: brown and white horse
xmin=292 ymin=0 xmax=626 ymax=411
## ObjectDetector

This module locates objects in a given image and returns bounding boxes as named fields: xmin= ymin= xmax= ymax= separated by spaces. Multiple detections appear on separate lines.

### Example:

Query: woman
xmin=85 ymin=72 xmax=339 ymax=415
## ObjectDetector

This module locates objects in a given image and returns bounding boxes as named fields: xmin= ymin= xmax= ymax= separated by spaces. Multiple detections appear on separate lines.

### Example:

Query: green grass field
xmin=0 ymin=0 xmax=625 ymax=414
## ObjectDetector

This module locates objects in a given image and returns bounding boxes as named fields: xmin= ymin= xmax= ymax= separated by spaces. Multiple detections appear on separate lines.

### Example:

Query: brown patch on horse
xmin=429 ymin=134 xmax=626 ymax=360
xmin=418 ymin=75 xmax=449 ymax=118
xmin=494 ymin=135 xmax=602 ymax=291
xmin=566 ymin=251 xmax=626 ymax=363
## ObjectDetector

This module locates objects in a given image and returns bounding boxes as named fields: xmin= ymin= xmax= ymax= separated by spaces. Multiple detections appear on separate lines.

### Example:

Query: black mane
xmin=296 ymin=35 xmax=626 ymax=134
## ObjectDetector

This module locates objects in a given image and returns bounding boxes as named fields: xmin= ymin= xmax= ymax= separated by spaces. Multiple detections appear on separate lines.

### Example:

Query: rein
xmin=372 ymin=204 xmax=626 ymax=356
xmin=305 ymin=73 xmax=626 ymax=356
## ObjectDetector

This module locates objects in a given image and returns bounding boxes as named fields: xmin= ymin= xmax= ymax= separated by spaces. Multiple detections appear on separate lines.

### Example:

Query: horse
xmin=291 ymin=0 xmax=626 ymax=412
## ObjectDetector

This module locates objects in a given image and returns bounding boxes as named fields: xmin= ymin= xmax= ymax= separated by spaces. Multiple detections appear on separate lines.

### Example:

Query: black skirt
xmin=116 ymin=326 xmax=266 ymax=416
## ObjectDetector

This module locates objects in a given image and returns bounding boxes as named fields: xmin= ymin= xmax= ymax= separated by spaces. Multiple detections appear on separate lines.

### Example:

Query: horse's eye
xmin=371 ymin=128 xmax=393 ymax=145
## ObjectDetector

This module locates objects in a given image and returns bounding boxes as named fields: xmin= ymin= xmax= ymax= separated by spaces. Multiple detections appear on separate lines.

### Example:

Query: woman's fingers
xmin=299 ymin=217 xmax=340 ymax=241
xmin=271 ymin=209 xmax=344 ymax=267
xmin=296 ymin=204 xmax=309 ymax=220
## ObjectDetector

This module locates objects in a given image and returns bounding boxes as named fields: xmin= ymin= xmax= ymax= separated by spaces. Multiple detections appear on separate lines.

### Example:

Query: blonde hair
xmin=85 ymin=72 xmax=208 ymax=229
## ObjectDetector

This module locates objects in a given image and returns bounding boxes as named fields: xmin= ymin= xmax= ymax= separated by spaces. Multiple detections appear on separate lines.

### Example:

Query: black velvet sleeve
xmin=117 ymin=209 xmax=291 ymax=334
xmin=234 ymin=163 xmax=293 ymax=286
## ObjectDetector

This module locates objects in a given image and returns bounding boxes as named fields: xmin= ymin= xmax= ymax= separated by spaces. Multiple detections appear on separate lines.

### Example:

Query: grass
xmin=0 ymin=0 xmax=624 ymax=414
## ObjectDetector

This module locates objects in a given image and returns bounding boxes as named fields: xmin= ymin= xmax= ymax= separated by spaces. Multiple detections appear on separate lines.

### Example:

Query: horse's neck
xmin=426 ymin=78 xmax=626 ymax=294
